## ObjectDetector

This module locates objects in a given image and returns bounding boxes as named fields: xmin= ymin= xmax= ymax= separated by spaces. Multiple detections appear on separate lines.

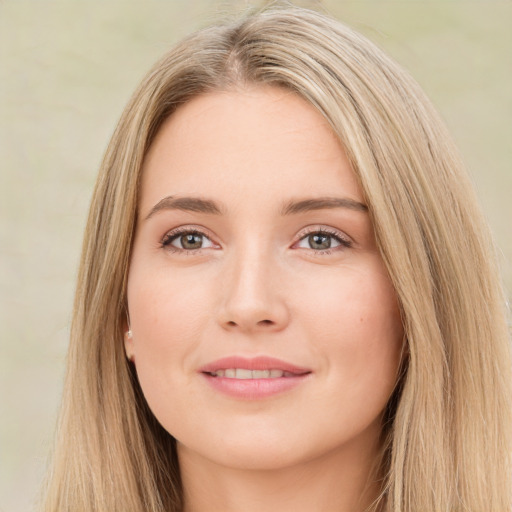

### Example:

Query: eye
xmin=162 ymin=229 xmax=216 ymax=251
xmin=295 ymin=229 xmax=352 ymax=252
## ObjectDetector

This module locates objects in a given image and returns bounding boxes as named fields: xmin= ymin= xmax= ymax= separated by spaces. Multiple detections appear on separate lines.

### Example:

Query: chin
xmin=173 ymin=413 xmax=372 ymax=473
xmin=179 ymin=438 xmax=310 ymax=472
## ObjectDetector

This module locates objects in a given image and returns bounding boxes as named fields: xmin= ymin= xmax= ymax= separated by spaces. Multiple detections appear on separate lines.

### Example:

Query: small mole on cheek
xmin=360 ymin=317 xmax=364 ymax=323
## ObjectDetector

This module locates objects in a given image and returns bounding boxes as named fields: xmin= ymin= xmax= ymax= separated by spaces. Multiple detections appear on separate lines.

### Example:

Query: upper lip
xmin=199 ymin=356 xmax=311 ymax=375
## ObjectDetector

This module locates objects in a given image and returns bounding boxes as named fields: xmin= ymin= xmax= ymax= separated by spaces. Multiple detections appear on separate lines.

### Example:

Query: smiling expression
xmin=126 ymin=86 xmax=404 ymax=471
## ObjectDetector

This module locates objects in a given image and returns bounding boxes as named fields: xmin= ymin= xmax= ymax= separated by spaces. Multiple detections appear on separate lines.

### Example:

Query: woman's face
xmin=126 ymin=86 xmax=404 ymax=471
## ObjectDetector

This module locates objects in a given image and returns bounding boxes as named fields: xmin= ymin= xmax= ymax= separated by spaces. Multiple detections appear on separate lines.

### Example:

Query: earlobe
xmin=124 ymin=329 xmax=135 ymax=362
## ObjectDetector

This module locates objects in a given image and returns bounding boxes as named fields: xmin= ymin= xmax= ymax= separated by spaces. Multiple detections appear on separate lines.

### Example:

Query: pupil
xmin=181 ymin=233 xmax=202 ymax=249
xmin=309 ymin=233 xmax=331 ymax=250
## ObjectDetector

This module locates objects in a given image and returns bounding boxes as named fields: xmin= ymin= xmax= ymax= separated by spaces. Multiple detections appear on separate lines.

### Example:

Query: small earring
xmin=125 ymin=330 xmax=134 ymax=362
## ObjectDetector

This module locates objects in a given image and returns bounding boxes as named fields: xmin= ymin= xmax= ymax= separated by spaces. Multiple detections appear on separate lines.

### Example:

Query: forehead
xmin=140 ymin=86 xmax=362 ymax=214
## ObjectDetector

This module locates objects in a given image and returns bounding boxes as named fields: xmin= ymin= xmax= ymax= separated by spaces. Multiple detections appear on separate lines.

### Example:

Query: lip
xmin=199 ymin=356 xmax=311 ymax=374
xmin=199 ymin=356 xmax=312 ymax=400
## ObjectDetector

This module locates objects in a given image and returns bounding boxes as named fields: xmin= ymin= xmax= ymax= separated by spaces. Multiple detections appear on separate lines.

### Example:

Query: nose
xmin=217 ymin=246 xmax=290 ymax=334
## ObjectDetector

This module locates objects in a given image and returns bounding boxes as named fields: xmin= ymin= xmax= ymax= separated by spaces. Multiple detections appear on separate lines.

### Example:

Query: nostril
xmin=224 ymin=319 xmax=277 ymax=329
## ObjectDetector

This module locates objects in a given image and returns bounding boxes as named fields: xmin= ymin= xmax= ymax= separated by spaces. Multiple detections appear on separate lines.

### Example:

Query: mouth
xmin=199 ymin=356 xmax=312 ymax=399
xmin=205 ymin=368 xmax=303 ymax=379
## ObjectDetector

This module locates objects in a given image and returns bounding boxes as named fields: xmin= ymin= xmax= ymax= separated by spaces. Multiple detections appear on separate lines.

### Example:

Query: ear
xmin=123 ymin=319 xmax=135 ymax=363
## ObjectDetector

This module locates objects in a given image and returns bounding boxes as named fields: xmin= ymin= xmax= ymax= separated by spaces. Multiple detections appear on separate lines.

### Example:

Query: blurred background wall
xmin=1 ymin=1 xmax=510 ymax=510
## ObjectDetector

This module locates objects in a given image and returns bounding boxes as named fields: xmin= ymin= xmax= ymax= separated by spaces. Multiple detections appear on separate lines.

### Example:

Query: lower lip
xmin=201 ymin=373 xmax=310 ymax=399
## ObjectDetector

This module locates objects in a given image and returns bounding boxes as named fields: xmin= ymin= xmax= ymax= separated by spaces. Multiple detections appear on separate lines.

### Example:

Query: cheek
xmin=295 ymin=262 xmax=403 ymax=400
xmin=129 ymin=265 xmax=210 ymax=340
xmin=126 ymin=266 xmax=217 ymax=433
xmin=296 ymin=262 xmax=402 ymax=338
xmin=126 ymin=266 xmax=212 ymax=388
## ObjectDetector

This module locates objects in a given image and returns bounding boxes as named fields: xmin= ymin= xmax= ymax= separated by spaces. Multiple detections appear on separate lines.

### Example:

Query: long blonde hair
xmin=42 ymin=3 xmax=512 ymax=511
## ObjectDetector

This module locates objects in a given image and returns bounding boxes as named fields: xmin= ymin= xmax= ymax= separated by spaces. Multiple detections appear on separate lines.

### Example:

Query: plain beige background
xmin=1 ymin=1 xmax=511 ymax=511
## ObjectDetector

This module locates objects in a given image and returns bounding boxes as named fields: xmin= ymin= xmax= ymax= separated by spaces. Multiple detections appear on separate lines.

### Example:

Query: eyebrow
xmin=280 ymin=197 xmax=368 ymax=215
xmin=145 ymin=196 xmax=224 ymax=220
xmin=144 ymin=195 xmax=368 ymax=221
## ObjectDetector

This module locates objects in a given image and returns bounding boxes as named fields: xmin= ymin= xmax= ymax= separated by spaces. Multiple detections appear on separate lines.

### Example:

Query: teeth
xmin=235 ymin=368 xmax=253 ymax=379
xmin=210 ymin=369 xmax=287 ymax=379
xmin=253 ymin=370 xmax=270 ymax=378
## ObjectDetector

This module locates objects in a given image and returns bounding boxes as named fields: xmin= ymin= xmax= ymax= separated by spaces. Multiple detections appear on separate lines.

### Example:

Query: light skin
xmin=125 ymin=86 xmax=404 ymax=512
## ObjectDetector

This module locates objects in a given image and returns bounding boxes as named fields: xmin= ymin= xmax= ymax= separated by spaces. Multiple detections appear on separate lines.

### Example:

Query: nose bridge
xmin=218 ymin=239 xmax=288 ymax=332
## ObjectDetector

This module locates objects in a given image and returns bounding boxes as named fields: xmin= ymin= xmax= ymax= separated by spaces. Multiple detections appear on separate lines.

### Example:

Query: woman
xmin=42 ymin=3 xmax=512 ymax=511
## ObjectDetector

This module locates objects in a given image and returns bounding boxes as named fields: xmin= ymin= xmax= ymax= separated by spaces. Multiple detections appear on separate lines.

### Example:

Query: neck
xmin=178 ymin=432 xmax=383 ymax=512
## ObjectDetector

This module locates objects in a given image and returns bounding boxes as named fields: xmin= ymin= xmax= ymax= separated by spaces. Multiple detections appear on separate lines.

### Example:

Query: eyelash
xmin=161 ymin=227 xmax=214 ymax=254
xmin=160 ymin=226 xmax=353 ymax=255
xmin=296 ymin=227 xmax=353 ymax=255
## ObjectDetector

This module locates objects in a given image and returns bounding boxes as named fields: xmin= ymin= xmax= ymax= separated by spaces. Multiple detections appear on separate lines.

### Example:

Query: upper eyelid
xmin=162 ymin=225 xmax=216 ymax=241
xmin=294 ymin=225 xmax=352 ymax=243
